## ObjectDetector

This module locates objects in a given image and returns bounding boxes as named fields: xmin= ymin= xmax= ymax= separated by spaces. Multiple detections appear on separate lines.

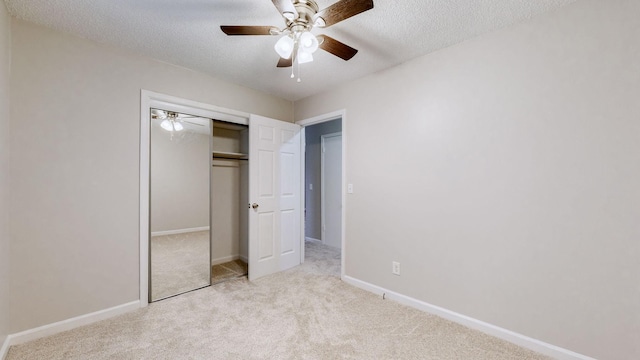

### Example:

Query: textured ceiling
xmin=4 ymin=0 xmax=577 ymax=101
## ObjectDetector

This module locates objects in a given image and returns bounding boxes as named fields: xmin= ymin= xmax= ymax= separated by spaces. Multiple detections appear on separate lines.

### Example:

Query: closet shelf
xmin=212 ymin=151 xmax=248 ymax=161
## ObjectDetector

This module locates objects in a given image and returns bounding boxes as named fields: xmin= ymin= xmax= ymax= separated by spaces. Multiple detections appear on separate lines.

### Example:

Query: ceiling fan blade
xmin=271 ymin=0 xmax=298 ymax=20
xmin=317 ymin=35 xmax=358 ymax=61
xmin=220 ymin=25 xmax=278 ymax=36
xmin=277 ymin=57 xmax=293 ymax=68
xmin=314 ymin=0 xmax=374 ymax=28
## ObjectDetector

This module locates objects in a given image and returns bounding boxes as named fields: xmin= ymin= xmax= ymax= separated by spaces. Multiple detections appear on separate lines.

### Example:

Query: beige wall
xmin=0 ymin=0 xmax=11 ymax=348
xmin=295 ymin=1 xmax=640 ymax=359
xmin=9 ymin=19 xmax=292 ymax=333
xmin=151 ymin=121 xmax=210 ymax=233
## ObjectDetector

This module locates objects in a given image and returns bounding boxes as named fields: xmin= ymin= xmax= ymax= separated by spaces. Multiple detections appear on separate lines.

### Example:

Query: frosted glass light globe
xmin=274 ymin=35 xmax=294 ymax=59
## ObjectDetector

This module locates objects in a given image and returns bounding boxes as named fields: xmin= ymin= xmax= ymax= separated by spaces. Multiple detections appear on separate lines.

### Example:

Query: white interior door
xmin=321 ymin=133 xmax=342 ymax=248
xmin=249 ymin=114 xmax=301 ymax=281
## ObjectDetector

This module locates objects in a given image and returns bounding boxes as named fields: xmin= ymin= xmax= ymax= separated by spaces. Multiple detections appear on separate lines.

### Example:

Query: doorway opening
xmin=141 ymin=91 xmax=307 ymax=305
xmin=148 ymin=110 xmax=251 ymax=302
xmin=300 ymin=114 xmax=344 ymax=277
xmin=140 ymin=90 xmax=251 ymax=306
xmin=210 ymin=120 xmax=250 ymax=284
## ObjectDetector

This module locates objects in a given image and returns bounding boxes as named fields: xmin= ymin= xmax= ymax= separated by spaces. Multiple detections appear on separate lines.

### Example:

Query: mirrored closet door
xmin=149 ymin=109 xmax=211 ymax=301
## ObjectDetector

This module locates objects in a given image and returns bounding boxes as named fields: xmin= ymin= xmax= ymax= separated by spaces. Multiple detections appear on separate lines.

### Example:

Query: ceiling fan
xmin=221 ymin=0 xmax=374 ymax=80
xmin=151 ymin=109 xmax=205 ymax=132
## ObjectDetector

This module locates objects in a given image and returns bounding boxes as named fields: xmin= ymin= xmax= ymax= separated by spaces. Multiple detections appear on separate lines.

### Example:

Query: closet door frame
xmin=140 ymin=90 xmax=249 ymax=307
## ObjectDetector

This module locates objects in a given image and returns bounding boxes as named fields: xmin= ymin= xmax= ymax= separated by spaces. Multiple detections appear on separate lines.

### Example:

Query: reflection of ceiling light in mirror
xmin=160 ymin=119 xmax=172 ymax=131
xmin=160 ymin=119 xmax=183 ymax=132
xmin=152 ymin=109 xmax=167 ymax=118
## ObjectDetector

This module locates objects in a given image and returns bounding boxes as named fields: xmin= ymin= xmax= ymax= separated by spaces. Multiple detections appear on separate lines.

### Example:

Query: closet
xmin=149 ymin=114 xmax=250 ymax=302
xmin=144 ymin=101 xmax=303 ymax=303
xmin=210 ymin=120 xmax=249 ymax=283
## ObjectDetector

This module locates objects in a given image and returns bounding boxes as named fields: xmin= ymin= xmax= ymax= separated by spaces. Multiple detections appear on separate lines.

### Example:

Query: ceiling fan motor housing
xmin=286 ymin=0 xmax=320 ymax=31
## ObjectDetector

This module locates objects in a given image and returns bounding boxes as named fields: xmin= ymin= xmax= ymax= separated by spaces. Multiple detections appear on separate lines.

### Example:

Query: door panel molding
xmin=249 ymin=114 xmax=302 ymax=280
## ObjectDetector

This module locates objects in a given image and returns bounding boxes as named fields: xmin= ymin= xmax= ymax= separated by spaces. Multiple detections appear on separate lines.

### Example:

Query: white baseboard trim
xmin=341 ymin=276 xmax=595 ymax=360
xmin=0 ymin=335 xmax=9 ymax=360
xmin=2 ymin=300 xmax=140 ymax=357
xmin=239 ymin=255 xmax=248 ymax=263
xmin=151 ymin=226 xmax=209 ymax=237
xmin=305 ymin=237 xmax=321 ymax=243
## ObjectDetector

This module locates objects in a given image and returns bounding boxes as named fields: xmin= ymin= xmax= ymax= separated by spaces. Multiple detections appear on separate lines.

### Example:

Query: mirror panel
xmin=150 ymin=109 xmax=211 ymax=301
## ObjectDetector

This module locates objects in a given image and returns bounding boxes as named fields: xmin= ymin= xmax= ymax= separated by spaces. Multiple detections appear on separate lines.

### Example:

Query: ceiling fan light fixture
xmin=297 ymin=50 xmax=314 ymax=64
xmin=173 ymin=121 xmax=184 ymax=131
xmin=274 ymin=35 xmax=294 ymax=59
xmin=299 ymin=31 xmax=319 ymax=53
xmin=222 ymin=0 xmax=375 ymax=80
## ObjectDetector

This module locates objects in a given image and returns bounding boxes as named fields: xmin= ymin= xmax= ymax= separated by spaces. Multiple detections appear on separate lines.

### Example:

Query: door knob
xmin=251 ymin=203 xmax=259 ymax=209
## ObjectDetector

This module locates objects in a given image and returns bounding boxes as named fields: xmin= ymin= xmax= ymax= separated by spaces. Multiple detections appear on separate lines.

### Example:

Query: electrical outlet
xmin=392 ymin=261 xmax=400 ymax=276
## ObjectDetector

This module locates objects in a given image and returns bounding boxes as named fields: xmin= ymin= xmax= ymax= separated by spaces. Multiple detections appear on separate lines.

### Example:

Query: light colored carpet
xmin=7 ymin=241 xmax=551 ymax=360
xmin=212 ymin=259 xmax=248 ymax=284
xmin=150 ymin=231 xmax=210 ymax=300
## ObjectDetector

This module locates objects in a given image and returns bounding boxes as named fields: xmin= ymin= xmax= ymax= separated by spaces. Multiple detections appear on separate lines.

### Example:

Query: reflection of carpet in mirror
xmin=212 ymin=259 xmax=248 ymax=284
xmin=151 ymin=231 xmax=210 ymax=301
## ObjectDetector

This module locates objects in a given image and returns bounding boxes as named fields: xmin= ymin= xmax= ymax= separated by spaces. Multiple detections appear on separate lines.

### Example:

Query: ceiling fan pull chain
xmin=297 ymin=58 xmax=301 ymax=83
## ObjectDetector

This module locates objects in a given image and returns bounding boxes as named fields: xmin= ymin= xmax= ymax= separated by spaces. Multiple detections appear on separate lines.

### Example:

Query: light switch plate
xmin=347 ymin=184 xmax=353 ymax=193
